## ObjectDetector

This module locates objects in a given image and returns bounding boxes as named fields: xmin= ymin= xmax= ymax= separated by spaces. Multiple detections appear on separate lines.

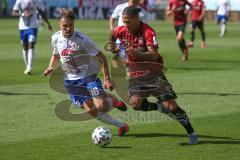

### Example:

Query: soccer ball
xmin=91 ymin=126 xmax=112 ymax=147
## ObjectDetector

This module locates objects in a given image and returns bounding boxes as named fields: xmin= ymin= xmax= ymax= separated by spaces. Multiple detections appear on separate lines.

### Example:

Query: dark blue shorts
xmin=20 ymin=28 xmax=38 ymax=44
xmin=217 ymin=15 xmax=228 ymax=23
xmin=64 ymin=75 xmax=105 ymax=107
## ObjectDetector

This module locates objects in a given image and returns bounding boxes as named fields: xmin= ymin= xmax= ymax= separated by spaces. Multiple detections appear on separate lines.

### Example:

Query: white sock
xmin=220 ymin=23 xmax=226 ymax=36
xmin=27 ymin=49 xmax=34 ymax=71
xmin=22 ymin=49 xmax=28 ymax=67
xmin=97 ymin=112 xmax=125 ymax=128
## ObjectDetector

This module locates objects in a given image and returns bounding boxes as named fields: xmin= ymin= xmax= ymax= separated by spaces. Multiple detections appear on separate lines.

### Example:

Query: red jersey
xmin=191 ymin=0 xmax=205 ymax=21
xmin=113 ymin=22 xmax=163 ymax=78
xmin=169 ymin=0 xmax=191 ymax=25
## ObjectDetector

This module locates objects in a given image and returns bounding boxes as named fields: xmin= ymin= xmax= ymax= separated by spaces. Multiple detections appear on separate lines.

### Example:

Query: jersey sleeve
xmin=51 ymin=34 xmax=59 ymax=55
xmin=111 ymin=5 xmax=121 ymax=19
xmin=13 ymin=0 xmax=21 ymax=11
xmin=145 ymin=29 xmax=158 ymax=49
xmin=82 ymin=36 xmax=100 ymax=56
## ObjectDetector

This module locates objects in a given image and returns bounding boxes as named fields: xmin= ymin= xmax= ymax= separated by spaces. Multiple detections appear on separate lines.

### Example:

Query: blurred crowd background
xmin=0 ymin=0 xmax=240 ymax=21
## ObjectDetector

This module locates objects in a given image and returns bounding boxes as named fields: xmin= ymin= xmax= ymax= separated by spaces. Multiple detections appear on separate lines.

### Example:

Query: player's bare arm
xmin=166 ymin=5 xmax=174 ymax=16
xmin=129 ymin=45 xmax=160 ymax=62
xmin=109 ymin=17 xmax=115 ymax=31
xmin=227 ymin=2 xmax=231 ymax=17
xmin=43 ymin=55 xmax=60 ymax=76
xmin=37 ymin=8 xmax=52 ymax=31
xmin=199 ymin=5 xmax=206 ymax=21
xmin=166 ymin=3 xmax=177 ymax=16
xmin=109 ymin=30 xmax=119 ymax=53
xmin=12 ymin=10 xmax=20 ymax=16
xmin=96 ymin=51 xmax=114 ymax=91
xmin=184 ymin=1 xmax=192 ymax=15
xmin=12 ymin=9 xmax=32 ymax=17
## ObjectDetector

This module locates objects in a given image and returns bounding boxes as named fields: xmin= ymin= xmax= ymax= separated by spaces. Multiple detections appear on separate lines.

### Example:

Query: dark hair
xmin=122 ymin=6 xmax=141 ymax=16
xmin=58 ymin=8 xmax=76 ymax=20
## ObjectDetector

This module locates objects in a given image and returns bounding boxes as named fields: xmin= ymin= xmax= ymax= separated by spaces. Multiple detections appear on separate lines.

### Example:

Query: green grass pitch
xmin=0 ymin=19 xmax=240 ymax=160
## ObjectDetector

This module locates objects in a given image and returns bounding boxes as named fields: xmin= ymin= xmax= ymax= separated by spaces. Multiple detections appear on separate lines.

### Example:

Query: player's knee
xmin=83 ymin=100 xmax=98 ymax=116
xmin=94 ymin=98 xmax=109 ymax=113
xmin=23 ymin=43 xmax=28 ymax=50
xmin=162 ymin=99 xmax=178 ymax=111
xmin=176 ymin=35 xmax=183 ymax=41
xmin=28 ymin=42 xmax=35 ymax=49
xmin=129 ymin=96 xmax=142 ymax=110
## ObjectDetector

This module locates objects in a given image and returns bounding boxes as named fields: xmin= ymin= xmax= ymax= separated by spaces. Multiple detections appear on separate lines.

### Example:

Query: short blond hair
xmin=58 ymin=8 xmax=76 ymax=20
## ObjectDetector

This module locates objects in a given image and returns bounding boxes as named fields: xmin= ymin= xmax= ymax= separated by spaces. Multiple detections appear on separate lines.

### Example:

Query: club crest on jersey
xmin=60 ymin=41 xmax=79 ymax=56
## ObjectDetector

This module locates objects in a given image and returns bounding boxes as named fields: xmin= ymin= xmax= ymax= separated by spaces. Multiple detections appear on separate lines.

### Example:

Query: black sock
xmin=190 ymin=31 xmax=195 ymax=42
xmin=171 ymin=107 xmax=194 ymax=134
xmin=140 ymin=99 xmax=158 ymax=112
xmin=178 ymin=39 xmax=187 ymax=53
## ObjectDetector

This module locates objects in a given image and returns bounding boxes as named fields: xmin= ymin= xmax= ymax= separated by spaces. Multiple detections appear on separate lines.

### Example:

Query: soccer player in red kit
xmin=166 ymin=0 xmax=191 ymax=61
xmin=110 ymin=6 xmax=197 ymax=144
xmin=188 ymin=0 xmax=206 ymax=48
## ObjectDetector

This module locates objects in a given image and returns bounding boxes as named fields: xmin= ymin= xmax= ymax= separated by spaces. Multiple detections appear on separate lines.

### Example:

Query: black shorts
xmin=191 ymin=20 xmax=204 ymax=29
xmin=128 ymin=74 xmax=177 ymax=102
xmin=174 ymin=24 xmax=186 ymax=34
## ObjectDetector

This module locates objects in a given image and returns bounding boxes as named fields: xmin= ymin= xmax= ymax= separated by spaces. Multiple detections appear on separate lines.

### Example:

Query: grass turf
xmin=0 ymin=19 xmax=240 ymax=160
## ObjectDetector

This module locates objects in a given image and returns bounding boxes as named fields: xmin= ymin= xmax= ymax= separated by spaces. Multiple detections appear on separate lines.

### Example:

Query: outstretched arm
xmin=129 ymin=45 xmax=160 ymax=62
xmin=199 ymin=5 xmax=206 ymax=20
xmin=43 ymin=55 xmax=60 ymax=76
xmin=109 ymin=17 xmax=115 ymax=31
xmin=109 ymin=29 xmax=119 ymax=53
xmin=12 ymin=10 xmax=20 ymax=16
xmin=166 ymin=5 xmax=174 ymax=16
xmin=184 ymin=0 xmax=192 ymax=15
xmin=226 ymin=0 xmax=231 ymax=17
xmin=37 ymin=8 xmax=52 ymax=31
xmin=96 ymin=51 xmax=114 ymax=91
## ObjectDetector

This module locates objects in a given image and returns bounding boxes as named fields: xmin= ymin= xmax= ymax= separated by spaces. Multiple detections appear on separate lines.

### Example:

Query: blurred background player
xmin=216 ymin=0 xmax=231 ymax=37
xmin=188 ymin=0 xmax=206 ymax=48
xmin=43 ymin=8 xmax=129 ymax=136
xmin=12 ymin=0 xmax=52 ymax=75
xmin=110 ymin=6 xmax=197 ymax=144
xmin=166 ymin=0 xmax=191 ymax=62
xmin=139 ymin=0 xmax=149 ymax=12
xmin=109 ymin=0 xmax=148 ymax=68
